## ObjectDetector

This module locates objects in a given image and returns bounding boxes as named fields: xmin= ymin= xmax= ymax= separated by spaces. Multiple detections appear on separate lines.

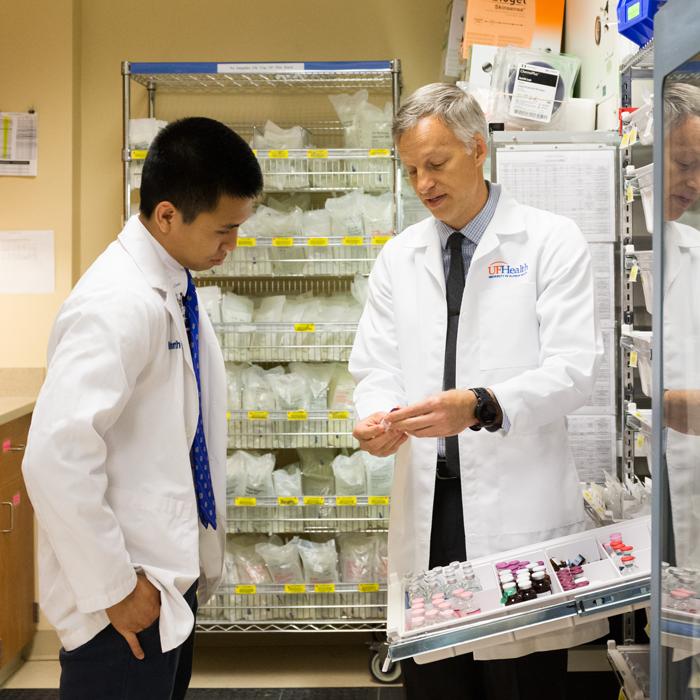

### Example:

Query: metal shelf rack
xmin=227 ymin=415 xmax=356 ymax=450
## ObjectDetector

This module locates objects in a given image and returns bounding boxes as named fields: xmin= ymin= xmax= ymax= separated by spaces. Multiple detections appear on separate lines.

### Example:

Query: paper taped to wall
xmin=0 ymin=231 xmax=54 ymax=294
xmin=0 ymin=112 xmax=38 ymax=177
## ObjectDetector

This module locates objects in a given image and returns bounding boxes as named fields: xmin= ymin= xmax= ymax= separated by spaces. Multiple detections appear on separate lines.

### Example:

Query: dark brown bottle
xmin=518 ymin=581 xmax=537 ymax=601
xmin=504 ymin=587 xmax=522 ymax=606
xmin=532 ymin=573 xmax=552 ymax=595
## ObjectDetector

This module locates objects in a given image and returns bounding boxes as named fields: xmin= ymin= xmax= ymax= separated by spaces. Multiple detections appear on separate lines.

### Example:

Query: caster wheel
xmin=369 ymin=650 xmax=403 ymax=684
xmin=372 ymin=630 xmax=386 ymax=643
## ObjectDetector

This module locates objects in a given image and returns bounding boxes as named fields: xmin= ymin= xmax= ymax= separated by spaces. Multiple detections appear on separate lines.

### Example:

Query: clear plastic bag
xmin=273 ymin=467 xmax=303 ymax=497
xmin=328 ymin=364 xmax=356 ymax=410
xmin=267 ymin=193 xmax=311 ymax=212
xmin=196 ymin=285 xmax=222 ymax=323
xmin=363 ymin=453 xmax=395 ymax=496
xmin=226 ymin=451 xmax=249 ymax=498
xmin=302 ymin=210 xmax=336 ymax=275
xmin=288 ymin=363 xmax=335 ymax=410
xmin=298 ymin=539 xmax=339 ymax=584
xmin=238 ymin=450 xmax=276 ymax=498
xmin=222 ymin=292 xmax=254 ymax=322
xmin=225 ymin=361 xmax=250 ymax=411
xmin=253 ymin=295 xmax=286 ymax=322
xmin=229 ymin=534 xmax=276 ymax=584
xmin=332 ymin=451 xmax=366 ymax=496
xmin=241 ymin=365 xmax=284 ymax=411
xmin=268 ymin=372 xmax=310 ymax=410
xmin=326 ymin=191 xmax=367 ymax=275
xmin=361 ymin=193 xmax=394 ymax=238
xmin=255 ymin=536 xmax=304 ymax=585
xmin=338 ymin=533 xmax=375 ymax=583
xmin=298 ymin=448 xmax=337 ymax=496
xmin=371 ymin=534 xmax=389 ymax=581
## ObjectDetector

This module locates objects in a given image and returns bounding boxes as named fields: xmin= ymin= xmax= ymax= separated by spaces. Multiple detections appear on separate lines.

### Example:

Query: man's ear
xmin=474 ymin=134 xmax=488 ymax=168
xmin=153 ymin=201 xmax=178 ymax=234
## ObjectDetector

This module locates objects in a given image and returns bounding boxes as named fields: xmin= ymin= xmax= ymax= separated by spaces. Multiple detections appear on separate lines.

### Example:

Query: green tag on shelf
xmin=627 ymin=2 xmax=640 ymax=20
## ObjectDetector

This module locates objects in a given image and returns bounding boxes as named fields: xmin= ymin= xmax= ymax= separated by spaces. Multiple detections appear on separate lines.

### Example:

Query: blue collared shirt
xmin=435 ymin=183 xmax=510 ymax=457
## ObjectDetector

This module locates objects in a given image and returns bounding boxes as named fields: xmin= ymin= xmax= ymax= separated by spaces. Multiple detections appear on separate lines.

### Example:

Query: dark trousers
xmin=59 ymin=581 xmax=198 ymax=700
xmin=403 ymin=476 xmax=568 ymax=700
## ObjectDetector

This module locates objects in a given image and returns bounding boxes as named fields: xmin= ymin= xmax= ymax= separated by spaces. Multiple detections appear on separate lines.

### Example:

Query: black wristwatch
xmin=469 ymin=387 xmax=502 ymax=433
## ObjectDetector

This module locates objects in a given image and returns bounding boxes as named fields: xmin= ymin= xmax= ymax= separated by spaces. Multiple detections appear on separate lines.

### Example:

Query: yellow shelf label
xmin=227 ymin=411 xmax=230 ymax=420
xmin=630 ymin=266 xmax=639 ymax=282
xmin=295 ymin=323 xmax=315 ymax=332
xmin=620 ymin=133 xmax=631 ymax=148
xmin=278 ymin=496 xmax=299 ymax=506
xmin=248 ymin=411 xmax=269 ymax=420
xmin=359 ymin=583 xmax=380 ymax=593
xmin=583 ymin=492 xmax=591 ymax=499
xmin=619 ymin=688 xmax=628 ymax=700
xmin=369 ymin=496 xmax=389 ymax=505
xmin=369 ymin=149 xmax=391 ymax=157
xmin=237 ymin=238 xmax=256 ymax=247
xmin=235 ymin=497 xmax=256 ymax=507
xmin=131 ymin=149 xmax=148 ymax=159
xmin=287 ymin=410 xmax=308 ymax=421
xmin=307 ymin=149 xmax=328 ymax=158
xmin=637 ymin=434 xmax=644 ymax=450
xmin=235 ymin=585 xmax=256 ymax=594
xmin=329 ymin=411 xmax=350 ymax=420
xmin=252 ymin=150 xmax=257 ymax=156
xmin=315 ymin=584 xmax=336 ymax=593
xmin=285 ymin=584 xmax=306 ymax=594
xmin=337 ymin=497 xmax=357 ymax=506
xmin=372 ymin=236 xmax=391 ymax=245
xmin=630 ymin=128 xmax=638 ymax=145
xmin=626 ymin=187 xmax=634 ymax=203
xmin=630 ymin=351 xmax=638 ymax=368
xmin=308 ymin=237 xmax=328 ymax=247
xmin=343 ymin=237 xmax=363 ymax=246
xmin=273 ymin=237 xmax=294 ymax=247
xmin=269 ymin=150 xmax=289 ymax=159
xmin=304 ymin=497 xmax=325 ymax=505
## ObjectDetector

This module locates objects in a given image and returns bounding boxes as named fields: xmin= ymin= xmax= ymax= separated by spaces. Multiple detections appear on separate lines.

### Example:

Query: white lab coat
xmin=22 ymin=216 xmax=227 ymax=653
xmin=663 ymin=221 xmax=700 ymax=568
xmin=350 ymin=186 xmax=607 ymax=658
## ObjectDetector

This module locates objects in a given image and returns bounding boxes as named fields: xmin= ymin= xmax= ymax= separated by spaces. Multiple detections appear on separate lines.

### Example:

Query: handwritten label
xmin=308 ymin=238 xmax=328 ymax=246
xmin=337 ymin=497 xmax=357 ymax=506
xmin=131 ymin=150 xmax=148 ymax=160
xmin=2 ymin=441 xmax=9 ymax=452
xmin=295 ymin=323 xmax=315 ymax=332
xmin=13 ymin=493 xmax=20 ymax=506
xmin=372 ymin=236 xmax=391 ymax=245
xmin=285 ymin=584 xmax=306 ymax=594
xmin=287 ymin=411 xmax=308 ymax=421
xmin=369 ymin=496 xmax=389 ymax=505
xmin=235 ymin=585 xmax=256 ymax=594
xmin=235 ymin=497 xmax=257 ymax=507
xmin=307 ymin=149 xmax=328 ymax=158
xmin=248 ymin=411 xmax=269 ymax=420
xmin=269 ymin=150 xmax=289 ymax=159
xmin=278 ymin=496 xmax=299 ymax=506
xmin=630 ymin=351 xmax=638 ymax=368
xmin=359 ymin=583 xmax=380 ymax=593
xmin=273 ymin=237 xmax=294 ymax=247
xmin=630 ymin=266 xmax=638 ymax=282
xmin=343 ymin=237 xmax=363 ymax=246
xmin=315 ymin=584 xmax=336 ymax=593
xmin=329 ymin=411 xmax=349 ymax=420
xmin=369 ymin=149 xmax=391 ymax=157
xmin=304 ymin=497 xmax=325 ymax=505
xmin=637 ymin=434 xmax=644 ymax=450
xmin=237 ymin=238 xmax=256 ymax=247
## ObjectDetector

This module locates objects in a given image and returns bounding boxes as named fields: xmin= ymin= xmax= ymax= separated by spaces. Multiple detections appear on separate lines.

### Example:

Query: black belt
xmin=436 ymin=457 xmax=459 ymax=480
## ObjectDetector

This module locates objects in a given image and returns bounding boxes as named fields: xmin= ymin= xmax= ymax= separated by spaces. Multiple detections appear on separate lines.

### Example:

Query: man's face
xmin=158 ymin=195 xmax=253 ymax=271
xmin=665 ymin=115 xmax=700 ymax=222
xmin=397 ymin=115 xmax=487 ymax=230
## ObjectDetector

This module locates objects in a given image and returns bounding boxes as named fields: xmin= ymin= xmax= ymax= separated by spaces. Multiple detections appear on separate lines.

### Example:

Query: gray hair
xmin=392 ymin=83 xmax=488 ymax=154
xmin=665 ymin=83 xmax=700 ymax=134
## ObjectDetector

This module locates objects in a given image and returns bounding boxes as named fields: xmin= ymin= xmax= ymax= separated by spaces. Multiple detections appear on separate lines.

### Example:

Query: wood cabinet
xmin=0 ymin=413 xmax=35 ymax=670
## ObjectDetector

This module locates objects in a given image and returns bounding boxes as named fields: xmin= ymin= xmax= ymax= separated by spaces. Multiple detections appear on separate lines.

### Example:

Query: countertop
xmin=0 ymin=397 xmax=36 ymax=427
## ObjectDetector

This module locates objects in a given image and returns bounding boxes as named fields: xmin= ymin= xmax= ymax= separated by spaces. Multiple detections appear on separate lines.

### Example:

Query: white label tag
xmin=217 ymin=63 xmax=305 ymax=74
xmin=509 ymin=63 xmax=559 ymax=124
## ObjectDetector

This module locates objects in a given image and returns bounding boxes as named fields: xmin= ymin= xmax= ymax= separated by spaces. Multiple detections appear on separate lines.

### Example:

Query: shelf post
xmin=122 ymin=61 xmax=131 ymax=227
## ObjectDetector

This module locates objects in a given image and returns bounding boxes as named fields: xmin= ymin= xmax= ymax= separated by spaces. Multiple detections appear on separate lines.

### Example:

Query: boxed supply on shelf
xmin=621 ymin=327 xmax=653 ymax=397
xmin=387 ymin=518 xmax=651 ymax=665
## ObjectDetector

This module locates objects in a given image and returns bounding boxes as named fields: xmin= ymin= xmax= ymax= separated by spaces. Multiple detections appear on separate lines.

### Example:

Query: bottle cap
xmin=451 ymin=588 xmax=465 ymax=597
xmin=411 ymin=597 xmax=424 ymax=605
xmin=450 ymin=561 xmax=461 ymax=568
xmin=496 ymin=562 xmax=509 ymax=570
xmin=504 ymin=587 xmax=517 ymax=596
xmin=570 ymin=566 xmax=584 ymax=574
xmin=440 ymin=610 xmax=453 ymax=619
xmin=412 ymin=607 xmax=425 ymax=616
xmin=575 ymin=581 xmax=589 ymax=588
xmin=532 ymin=572 xmax=545 ymax=580
xmin=621 ymin=546 xmax=633 ymax=552
xmin=532 ymin=565 xmax=546 ymax=573
xmin=537 ymin=561 xmax=545 ymax=566
xmin=426 ymin=609 xmax=439 ymax=618
xmin=508 ymin=560 xmax=520 ymax=566
xmin=621 ymin=556 xmax=635 ymax=563
xmin=526 ymin=563 xmax=538 ymax=571
xmin=461 ymin=591 xmax=473 ymax=599
xmin=520 ymin=560 xmax=530 ymax=566
xmin=438 ymin=601 xmax=451 ymax=611
xmin=611 ymin=540 xmax=623 ymax=547
xmin=499 ymin=572 xmax=514 ymax=580
xmin=610 ymin=532 xmax=622 ymax=540
xmin=519 ymin=581 xmax=532 ymax=589
xmin=412 ymin=616 xmax=425 ymax=625
xmin=671 ymin=590 xmax=690 ymax=599
xmin=432 ymin=594 xmax=445 ymax=601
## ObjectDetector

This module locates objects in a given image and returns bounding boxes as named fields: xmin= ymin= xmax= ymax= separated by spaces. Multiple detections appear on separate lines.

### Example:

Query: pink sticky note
xmin=2 ymin=441 xmax=9 ymax=452
xmin=13 ymin=493 xmax=20 ymax=506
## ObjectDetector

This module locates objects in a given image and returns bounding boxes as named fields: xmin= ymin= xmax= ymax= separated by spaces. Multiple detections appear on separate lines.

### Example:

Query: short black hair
xmin=139 ymin=117 xmax=263 ymax=223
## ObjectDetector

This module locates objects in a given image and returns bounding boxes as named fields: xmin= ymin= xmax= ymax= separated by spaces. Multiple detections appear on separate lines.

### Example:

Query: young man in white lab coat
xmin=350 ymin=84 xmax=604 ymax=699
xmin=22 ymin=117 xmax=262 ymax=700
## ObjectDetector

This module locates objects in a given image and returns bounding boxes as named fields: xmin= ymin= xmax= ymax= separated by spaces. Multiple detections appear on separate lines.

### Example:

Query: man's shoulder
xmin=383 ymin=217 xmax=436 ymax=252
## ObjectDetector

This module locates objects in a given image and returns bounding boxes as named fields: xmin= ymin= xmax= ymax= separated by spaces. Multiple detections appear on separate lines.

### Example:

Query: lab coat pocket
xmin=497 ymin=427 xmax=583 ymax=534
xmin=105 ymin=486 xmax=197 ymax=574
xmin=478 ymin=283 xmax=539 ymax=370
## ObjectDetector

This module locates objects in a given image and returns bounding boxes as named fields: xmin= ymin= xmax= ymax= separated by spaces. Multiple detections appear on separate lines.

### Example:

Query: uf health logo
xmin=488 ymin=261 xmax=529 ymax=279
xmin=168 ymin=341 xmax=181 ymax=350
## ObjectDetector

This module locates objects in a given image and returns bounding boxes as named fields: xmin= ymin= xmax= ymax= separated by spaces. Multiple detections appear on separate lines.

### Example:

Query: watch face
xmin=479 ymin=400 xmax=498 ymax=425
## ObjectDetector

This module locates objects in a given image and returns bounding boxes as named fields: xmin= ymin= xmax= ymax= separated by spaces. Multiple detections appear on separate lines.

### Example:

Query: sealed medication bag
xmin=255 ymin=536 xmax=305 ymax=585
xmin=332 ymin=451 xmax=366 ymax=496
xmin=298 ymin=539 xmax=339 ymax=584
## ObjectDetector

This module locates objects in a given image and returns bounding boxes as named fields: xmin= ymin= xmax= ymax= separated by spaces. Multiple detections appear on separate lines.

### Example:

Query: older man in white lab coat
xmin=23 ymin=117 xmax=262 ymax=700
xmin=350 ymin=84 xmax=604 ymax=699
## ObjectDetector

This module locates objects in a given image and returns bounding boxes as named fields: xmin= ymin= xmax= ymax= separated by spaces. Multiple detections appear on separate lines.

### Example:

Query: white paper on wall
xmin=567 ymin=414 xmax=617 ymax=484
xmin=0 ymin=230 xmax=54 ymax=294
xmin=589 ymin=243 xmax=615 ymax=329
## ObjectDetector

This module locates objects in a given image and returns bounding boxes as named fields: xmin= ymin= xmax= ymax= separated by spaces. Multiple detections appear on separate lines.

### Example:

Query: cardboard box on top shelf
xmin=440 ymin=0 xmax=467 ymax=82
xmin=462 ymin=0 xmax=565 ymax=57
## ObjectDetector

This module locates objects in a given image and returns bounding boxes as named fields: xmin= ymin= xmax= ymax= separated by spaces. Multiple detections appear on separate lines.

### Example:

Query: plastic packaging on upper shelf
xmin=298 ymin=539 xmax=340 ymax=584
xmin=298 ymin=448 xmax=337 ymax=496
xmin=222 ymin=292 xmax=254 ymax=323
xmin=332 ymin=451 xmax=367 ymax=496
xmin=328 ymin=364 xmax=356 ymax=410
xmin=129 ymin=118 xmax=168 ymax=150
xmin=225 ymin=361 xmax=250 ymax=411
xmin=361 ymin=192 xmax=394 ymax=238
xmin=288 ymin=362 xmax=335 ymax=410
xmin=363 ymin=453 xmax=395 ymax=496
xmin=241 ymin=365 xmax=284 ymax=411
xmin=255 ymin=536 xmax=305 ymax=585
xmin=374 ymin=535 xmax=389 ymax=581
xmin=272 ymin=466 xmax=303 ymax=497
xmin=242 ymin=450 xmax=276 ymax=498
xmin=267 ymin=193 xmax=311 ymax=213
xmin=489 ymin=47 xmax=581 ymax=131
xmin=252 ymin=121 xmax=311 ymax=190
xmin=267 ymin=372 xmax=310 ymax=411
xmin=338 ymin=533 xmax=375 ymax=583
xmin=226 ymin=451 xmax=248 ymax=499
xmin=228 ymin=534 xmax=275 ymax=584
xmin=197 ymin=285 xmax=223 ymax=324
xmin=253 ymin=295 xmax=286 ymax=323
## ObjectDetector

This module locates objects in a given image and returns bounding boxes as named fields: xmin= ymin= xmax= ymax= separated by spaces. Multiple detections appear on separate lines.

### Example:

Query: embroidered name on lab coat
xmin=488 ymin=261 xmax=529 ymax=279
xmin=168 ymin=341 xmax=182 ymax=350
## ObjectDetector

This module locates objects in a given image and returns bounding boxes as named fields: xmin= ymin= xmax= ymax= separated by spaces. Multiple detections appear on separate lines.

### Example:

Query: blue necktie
xmin=184 ymin=270 xmax=217 ymax=530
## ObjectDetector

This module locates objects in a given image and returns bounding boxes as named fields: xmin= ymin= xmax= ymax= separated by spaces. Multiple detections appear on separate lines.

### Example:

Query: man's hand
xmin=106 ymin=574 xmax=161 ymax=660
xmin=664 ymin=390 xmax=700 ymax=435
xmin=353 ymin=411 xmax=409 ymax=457
xmin=385 ymin=389 xmax=501 ymax=438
